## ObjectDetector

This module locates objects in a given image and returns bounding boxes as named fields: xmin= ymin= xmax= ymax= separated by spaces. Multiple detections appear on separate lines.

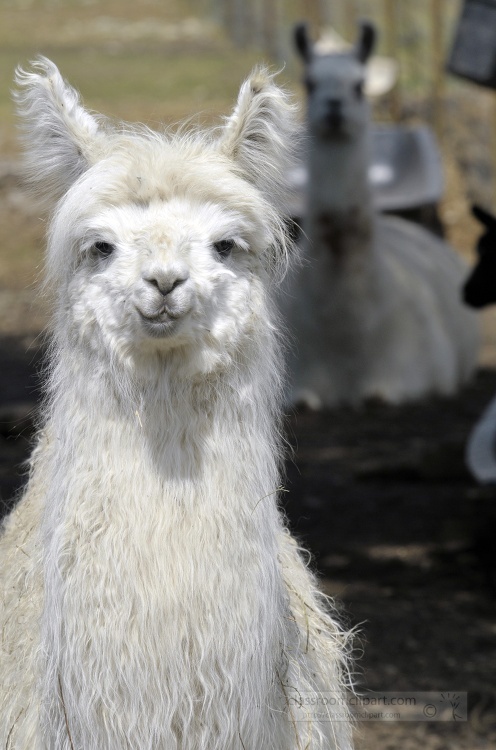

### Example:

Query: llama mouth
xmin=137 ymin=307 xmax=183 ymax=337
xmin=136 ymin=305 xmax=191 ymax=339
xmin=140 ymin=308 xmax=180 ymax=322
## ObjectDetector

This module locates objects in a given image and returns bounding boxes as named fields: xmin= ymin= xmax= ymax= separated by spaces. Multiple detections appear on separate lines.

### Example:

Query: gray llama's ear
xmin=14 ymin=57 xmax=103 ymax=207
xmin=219 ymin=67 xmax=298 ymax=211
xmin=356 ymin=21 xmax=376 ymax=63
xmin=294 ymin=23 xmax=313 ymax=63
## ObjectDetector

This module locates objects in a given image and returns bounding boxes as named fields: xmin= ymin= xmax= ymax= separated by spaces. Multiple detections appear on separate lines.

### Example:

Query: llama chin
xmin=1 ymin=58 xmax=354 ymax=749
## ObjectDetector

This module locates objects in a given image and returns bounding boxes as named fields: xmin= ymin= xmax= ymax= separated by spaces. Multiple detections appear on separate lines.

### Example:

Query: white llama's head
xmin=294 ymin=21 xmax=376 ymax=140
xmin=15 ymin=59 xmax=298 ymax=373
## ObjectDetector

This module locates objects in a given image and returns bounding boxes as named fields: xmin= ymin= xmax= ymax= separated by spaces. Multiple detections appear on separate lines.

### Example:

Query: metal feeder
xmin=448 ymin=0 xmax=496 ymax=88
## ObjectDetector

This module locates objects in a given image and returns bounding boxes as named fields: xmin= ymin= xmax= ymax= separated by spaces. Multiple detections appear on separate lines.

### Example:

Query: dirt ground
xmin=284 ymin=376 xmax=496 ymax=749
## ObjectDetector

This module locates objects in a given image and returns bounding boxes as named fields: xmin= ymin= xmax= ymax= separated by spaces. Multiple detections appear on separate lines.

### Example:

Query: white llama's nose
xmin=142 ymin=263 xmax=190 ymax=297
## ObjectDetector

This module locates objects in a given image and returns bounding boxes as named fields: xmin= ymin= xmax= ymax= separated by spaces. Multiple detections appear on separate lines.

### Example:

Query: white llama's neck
xmin=306 ymin=131 xmax=374 ymax=263
xmin=39 ymin=331 xmax=289 ymax=748
xmin=43 ymin=330 xmax=283 ymax=523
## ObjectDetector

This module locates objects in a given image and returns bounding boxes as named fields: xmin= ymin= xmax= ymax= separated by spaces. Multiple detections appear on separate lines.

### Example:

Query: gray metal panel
xmin=448 ymin=0 xmax=496 ymax=88
xmin=285 ymin=125 xmax=444 ymax=218
xmin=370 ymin=126 xmax=444 ymax=211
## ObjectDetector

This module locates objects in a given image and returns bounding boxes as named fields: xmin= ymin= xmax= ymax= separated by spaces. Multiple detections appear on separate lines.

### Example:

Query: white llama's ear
xmin=14 ymin=57 xmax=102 ymax=206
xmin=219 ymin=68 xmax=298 ymax=211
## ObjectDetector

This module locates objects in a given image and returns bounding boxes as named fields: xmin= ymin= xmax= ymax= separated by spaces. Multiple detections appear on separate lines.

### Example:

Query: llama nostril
xmin=169 ymin=277 xmax=186 ymax=293
xmin=149 ymin=277 xmax=182 ymax=295
xmin=143 ymin=268 xmax=189 ymax=297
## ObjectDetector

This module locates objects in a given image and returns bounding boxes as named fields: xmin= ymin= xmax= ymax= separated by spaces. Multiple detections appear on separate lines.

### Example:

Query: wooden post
xmin=344 ymin=0 xmax=356 ymax=43
xmin=222 ymin=0 xmax=235 ymax=41
xmin=431 ymin=0 xmax=446 ymax=142
xmin=492 ymin=94 xmax=496 ymax=206
xmin=251 ymin=0 xmax=264 ymax=49
xmin=384 ymin=0 xmax=401 ymax=121
xmin=263 ymin=0 xmax=283 ymax=61
xmin=232 ymin=0 xmax=247 ymax=48
xmin=301 ymin=0 xmax=322 ymax=36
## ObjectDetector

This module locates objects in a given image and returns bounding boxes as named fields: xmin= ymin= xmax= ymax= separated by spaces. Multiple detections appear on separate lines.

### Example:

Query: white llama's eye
xmin=213 ymin=239 xmax=235 ymax=259
xmin=93 ymin=241 xmax=115 ymax=258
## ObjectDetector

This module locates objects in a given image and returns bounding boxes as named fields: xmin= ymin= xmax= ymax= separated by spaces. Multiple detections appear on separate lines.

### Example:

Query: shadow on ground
xmin=282 ymin=376 xmax=496 ymax=749
xmin=0 ymin=334 xmax=44 ymax=514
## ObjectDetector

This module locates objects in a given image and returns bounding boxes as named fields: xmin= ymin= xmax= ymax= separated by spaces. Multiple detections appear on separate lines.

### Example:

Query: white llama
xmin=281 ymin=22 xmax=479 ymax=408
xmin=0 ymin=59 xmax=354 ymax=749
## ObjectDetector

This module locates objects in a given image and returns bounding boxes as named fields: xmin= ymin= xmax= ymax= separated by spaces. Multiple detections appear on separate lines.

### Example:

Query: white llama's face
xmin=305 ymin=53 xmax=369 ymax=139
xmin=15 ymin=59 xmax=297 ymax=367
xmin=58 ymin=165 xmax=268 ymax=360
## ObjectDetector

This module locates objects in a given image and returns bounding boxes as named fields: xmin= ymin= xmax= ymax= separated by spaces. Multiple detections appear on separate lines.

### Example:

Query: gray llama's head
xmin=294 ymin=21 xmax=376 ymax=140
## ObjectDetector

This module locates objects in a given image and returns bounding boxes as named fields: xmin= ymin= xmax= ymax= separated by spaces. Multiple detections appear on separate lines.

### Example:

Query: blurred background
xmin=1 ymin=1 xmax=496 ymax=748
xmin=2 ymin=0 xmax=496 ymax=355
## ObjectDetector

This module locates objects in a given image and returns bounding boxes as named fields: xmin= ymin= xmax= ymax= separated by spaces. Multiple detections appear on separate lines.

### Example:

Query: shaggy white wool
xmin=1 ymin=59 xmax=353 ymax=749
xmin=282 ymin=24 xmax=479 ymax=408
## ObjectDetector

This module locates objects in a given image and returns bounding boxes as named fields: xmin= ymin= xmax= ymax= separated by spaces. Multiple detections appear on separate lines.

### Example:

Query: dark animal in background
xmin=463 ymin=205 xmax=496 ymax=308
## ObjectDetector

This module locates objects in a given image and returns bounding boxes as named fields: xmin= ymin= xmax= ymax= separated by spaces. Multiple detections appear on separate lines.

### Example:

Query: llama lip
xmin=140 ymin=317 xmax=178 ymax=338
xmin=136 ymin=305 xmax=186 ymax=338
xmin=139 ymin=307 xmax=179 ymax=322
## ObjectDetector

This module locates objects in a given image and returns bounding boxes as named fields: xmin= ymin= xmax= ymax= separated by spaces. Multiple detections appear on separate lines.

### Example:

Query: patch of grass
xmin=0 ymin=5 xmax=271 ymax=149
xmin=0 ymin=204 xmax=45 ymax=290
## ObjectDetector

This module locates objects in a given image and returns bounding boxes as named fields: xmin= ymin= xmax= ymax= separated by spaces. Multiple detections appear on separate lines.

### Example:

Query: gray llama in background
xmin=281 ymin=21 xmax=479 ymax=408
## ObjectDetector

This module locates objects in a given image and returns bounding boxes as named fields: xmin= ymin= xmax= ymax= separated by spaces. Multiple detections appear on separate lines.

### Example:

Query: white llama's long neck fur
xmin=39 ymin=314 xmax=295 ymax=748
